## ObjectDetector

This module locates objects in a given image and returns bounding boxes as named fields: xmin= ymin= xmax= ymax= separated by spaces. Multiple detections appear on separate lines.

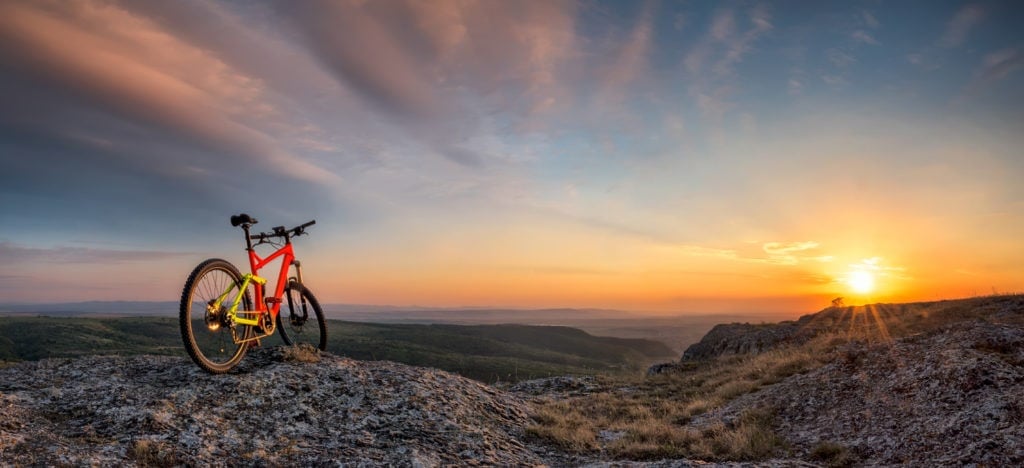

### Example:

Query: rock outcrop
xmin=678 ymin=295 xmax=1024 ymax=362
xmin=700 ymin=320 xmax=1024 ymax=465
xmin=681 ymin=322 xmax=802 ymax=360
xmin=0 ymin=345 xmax=542 ymax=466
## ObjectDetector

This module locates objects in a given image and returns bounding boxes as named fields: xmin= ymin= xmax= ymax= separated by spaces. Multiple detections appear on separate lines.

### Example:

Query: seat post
xmin=243 ymin=225 xmax=253 ymax=251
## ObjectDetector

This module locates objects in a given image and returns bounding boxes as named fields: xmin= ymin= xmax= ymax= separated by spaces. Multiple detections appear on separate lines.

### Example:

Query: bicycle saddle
xmin=230 ymin=213 xmax=258 ymax=226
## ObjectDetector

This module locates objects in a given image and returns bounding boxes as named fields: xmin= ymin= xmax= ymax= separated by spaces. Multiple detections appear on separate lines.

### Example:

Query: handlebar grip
xmin=301 ymin=220 xmax=316 ymax=229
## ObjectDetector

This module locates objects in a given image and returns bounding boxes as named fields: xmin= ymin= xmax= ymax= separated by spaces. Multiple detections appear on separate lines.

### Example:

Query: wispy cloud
xmin=965 ymin=47 xmax=1024 ymax=94
xmin=862 ymin=10 xmax=880 ymax=29
xmin=941 ymin=3 xmax=986 ymax=48
xmin=851 ymin=30 xmax=880 ymax=45
xmin=826 ymin=48 xmax=856 ymax=68
xmin=674 ymin=241 xmax=825 ymax=267
xmin=597 ymin=6 xmax=653 ymax=105
xmin=848 ymin=257 xmax=909 ymax=280
xmin=762 ymin=241 xmax=819 ymax=255
xmin=788 ymin=77 xmax=804 ymax=95
xmin=0 ymin=243 xmax=192 ymax=264
xmin=821 ymin=74 xmax=848 ymax=86
xmin=684 ymin=3 xmax=772 ymax=124
xmin=976 ymin=48 xmax=1024 ymax=83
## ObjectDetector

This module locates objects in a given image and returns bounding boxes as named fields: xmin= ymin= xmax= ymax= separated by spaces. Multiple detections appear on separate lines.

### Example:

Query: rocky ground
xmin=700 ymin=320 xmax=1024 ymax=465
xmin=3 ymin=297 xmax=1022 ymax=466
xmin=0 ymin=345 xmax=541 ymax=466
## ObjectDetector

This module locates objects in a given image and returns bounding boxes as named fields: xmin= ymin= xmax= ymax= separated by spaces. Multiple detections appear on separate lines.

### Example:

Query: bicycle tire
xmin=179 ymin=258 xmax=254 ymax=373
xmin=277 ymin=281 xmax=328 ymax=350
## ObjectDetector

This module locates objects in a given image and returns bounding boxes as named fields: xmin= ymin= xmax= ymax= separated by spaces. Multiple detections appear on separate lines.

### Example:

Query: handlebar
xmin=247 ymin=220 xmax=316 ymax=241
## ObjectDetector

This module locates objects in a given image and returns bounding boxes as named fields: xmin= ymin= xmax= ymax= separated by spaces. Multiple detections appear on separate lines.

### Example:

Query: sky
xmin=1 ymin=0 xmax=1022 ymax=314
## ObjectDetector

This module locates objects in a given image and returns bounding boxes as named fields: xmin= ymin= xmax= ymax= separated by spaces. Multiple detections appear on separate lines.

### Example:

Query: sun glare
xmin=847 ymin=270 xmax=875 ymax=294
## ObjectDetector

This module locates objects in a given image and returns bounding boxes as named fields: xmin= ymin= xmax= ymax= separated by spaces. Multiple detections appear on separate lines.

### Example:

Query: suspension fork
xmin=285 ymin=259 xmax=309 ymax=324
xmin=290 ymin=259 xmax=304 ymax=286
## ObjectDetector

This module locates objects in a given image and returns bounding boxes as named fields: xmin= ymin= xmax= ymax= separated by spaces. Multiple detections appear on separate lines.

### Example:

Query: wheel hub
xmin=205 ymin=301 xmax=228 ymax=332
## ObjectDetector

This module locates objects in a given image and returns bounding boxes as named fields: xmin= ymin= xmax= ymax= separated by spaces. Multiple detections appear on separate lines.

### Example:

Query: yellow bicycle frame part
xmin=211 ymin=273 xmax=267 ymax=326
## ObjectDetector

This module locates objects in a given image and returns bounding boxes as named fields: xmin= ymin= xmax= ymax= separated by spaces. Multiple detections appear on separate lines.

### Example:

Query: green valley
xmin=0 ymin=316 xmax=674 ymax=383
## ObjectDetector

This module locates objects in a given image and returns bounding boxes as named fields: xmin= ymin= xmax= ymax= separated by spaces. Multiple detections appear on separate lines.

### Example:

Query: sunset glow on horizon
xmin=1 ymin=1 xmax=1022 ymax=315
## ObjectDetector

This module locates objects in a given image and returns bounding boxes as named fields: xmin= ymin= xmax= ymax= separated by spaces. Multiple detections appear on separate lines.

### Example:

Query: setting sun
xmin=848 ymin=270 xmax=876 ymax=295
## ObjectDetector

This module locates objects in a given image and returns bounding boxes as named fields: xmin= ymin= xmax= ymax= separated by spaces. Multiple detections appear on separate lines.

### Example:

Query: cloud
xmin=826 ymin=48 xmax=856 ymax=68
xmin=684 ymin=4 xmax=772 ymax=123
xmin=710 ymin=9 xmax=736 ymax=41
xmin=279 ymin=1 xmax=442 ymax=120
xmin=758 ymin=241 xmax=822 ymax=266
xmin=862 ymin=11 xmax=880 ymax=29
xmin=961 ymin=47 xmax=1024 ymax=97
xmin=821 ymin=74 xmax=848 ymax=86
xmin=673 ymin=241 xmax=825 ymax=267
xmin=685 ymin=4 xmax=772 ymax=77
xmin=788 ymin=78 xmax=804 ymax=96
xmin=0 ymin=0 xmax=337 ymax=185
xmin=718 ymin=5 xmax=773 ymax=75
xmin=599 ymin=8 xmax=653 ymax=103
xmin=848 ymin=257 xmax=909 ymax=280
xmin=941 ymin=3 xmax=986 ymax=48
xmin=0 ymin=242 xmax=191 ymax=264
xmin=851 ymin=30 xmax=880 ymax=45
xmin=975 ymin=48 xmax=1024 ymax=83
xmin=762 ymin=241 xmax=820 ymax=255
xmin=276 ymin=0 xmax=579 ymax=166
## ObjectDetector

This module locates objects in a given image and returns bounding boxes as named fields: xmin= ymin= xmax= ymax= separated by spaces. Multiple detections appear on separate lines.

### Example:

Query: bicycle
xmin=179 ymin=213 xmax=327 ymax=373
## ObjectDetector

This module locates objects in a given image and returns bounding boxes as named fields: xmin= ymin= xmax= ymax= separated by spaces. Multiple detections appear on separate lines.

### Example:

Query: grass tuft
xmin=131 ymin=439 xmax=179 ymax=467
xmin=810 ymin=441 xmax=855 ymax=467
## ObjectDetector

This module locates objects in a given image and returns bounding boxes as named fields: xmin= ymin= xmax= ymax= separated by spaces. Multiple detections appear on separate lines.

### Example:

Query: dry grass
xmin=525 ymin=331 xmax=857 ymax=461
xmin=809 ymin=441 xmax=855 ymax=467
xmin=280 ymin=343 xmax=321 ymax=363
xmin=131 ymin=439 xmax=179 ymax=467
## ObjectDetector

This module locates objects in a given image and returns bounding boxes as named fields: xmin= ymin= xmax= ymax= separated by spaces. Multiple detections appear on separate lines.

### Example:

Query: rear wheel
xmin=277 ymin=282 xmax=327 ymax=350
xmin=179 ymin=259 xmax=254 ymax=373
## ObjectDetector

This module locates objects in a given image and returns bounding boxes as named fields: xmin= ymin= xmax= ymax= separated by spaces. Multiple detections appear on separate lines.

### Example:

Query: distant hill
xmin=0 ymin=301 xmax=793 ymax=353
xmin=0 ymin=317 xmax=674 ymax=383
xmin=329 ymin=322 xmax=674 ymax=382
xmin=679 ymin=294 xmax=1024 ymax=361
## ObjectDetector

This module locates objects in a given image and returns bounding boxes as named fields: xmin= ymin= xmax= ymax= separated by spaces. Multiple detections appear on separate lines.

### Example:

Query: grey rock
xmin=0 ymin=346 xmax=543 ymax=466
xmin=699 ymin=320 xmax=1024 ymax=466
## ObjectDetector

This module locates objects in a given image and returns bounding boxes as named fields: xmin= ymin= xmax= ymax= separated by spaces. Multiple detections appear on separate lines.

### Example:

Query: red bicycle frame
xmin=247 ymin=243 xmax=296 ymax=319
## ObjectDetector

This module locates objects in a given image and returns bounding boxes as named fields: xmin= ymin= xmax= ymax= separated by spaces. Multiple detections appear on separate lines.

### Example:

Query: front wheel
xmin=179 ymin=259 xmax=254 ymax=373
xmin=277 ymin=282 xmax=327 ymax=350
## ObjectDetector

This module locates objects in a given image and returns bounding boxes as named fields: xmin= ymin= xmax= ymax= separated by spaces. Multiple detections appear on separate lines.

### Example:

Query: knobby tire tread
xmin=277 ymin=282 xmax=328 ymax=351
